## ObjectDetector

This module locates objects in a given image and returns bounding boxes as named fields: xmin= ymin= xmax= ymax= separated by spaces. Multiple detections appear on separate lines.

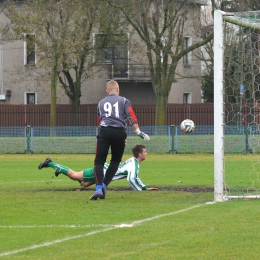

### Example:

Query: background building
xmin=0 ymin=0 xmax=207 ymax=106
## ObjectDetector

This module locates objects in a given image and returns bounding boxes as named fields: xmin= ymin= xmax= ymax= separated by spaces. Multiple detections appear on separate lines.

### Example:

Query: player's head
xmin=106 ymin=80 xmax=119 ymax=95
xmin=132 ymin=144 xmax=147 ymax=161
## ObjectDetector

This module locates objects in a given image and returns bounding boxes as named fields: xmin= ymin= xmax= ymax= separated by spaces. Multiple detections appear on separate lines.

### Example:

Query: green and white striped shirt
xmin=108 ymin=157 xmax=147 ymax=191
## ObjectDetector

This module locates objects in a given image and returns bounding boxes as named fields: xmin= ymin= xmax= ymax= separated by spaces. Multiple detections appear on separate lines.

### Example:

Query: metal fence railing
xmin=107 ymin=64 xmax=151 ymax=79
xmin=0 ymin=125 xmax=257 ymax=154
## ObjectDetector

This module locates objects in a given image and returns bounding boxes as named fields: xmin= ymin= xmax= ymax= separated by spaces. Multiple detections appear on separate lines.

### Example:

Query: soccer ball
xmin=180 ymin=119 xmax=195 ymax=133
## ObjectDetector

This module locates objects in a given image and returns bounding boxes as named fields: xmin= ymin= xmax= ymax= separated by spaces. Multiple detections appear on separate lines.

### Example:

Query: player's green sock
xmin=48 ymin=162 xmax=69 ymax=176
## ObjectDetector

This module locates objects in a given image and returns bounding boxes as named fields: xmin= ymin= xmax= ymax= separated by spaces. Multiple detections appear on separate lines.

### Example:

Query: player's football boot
xmin=54 ymin=170 xmax=61 ymax=177
xmin=90 ymin=189 xmax=105 ymax=200
xmin=38 ymin=158 xmax=52 ymax=170
xmin=102 ymin=185 xmax=106 ymax=199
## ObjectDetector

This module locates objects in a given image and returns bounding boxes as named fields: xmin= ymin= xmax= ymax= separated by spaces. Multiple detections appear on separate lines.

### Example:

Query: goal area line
xmin=224 ymin=195 xmax=260 ymax=200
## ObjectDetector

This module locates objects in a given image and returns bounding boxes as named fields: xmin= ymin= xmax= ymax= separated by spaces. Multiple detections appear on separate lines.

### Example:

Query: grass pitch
xmin=1 ymin=154 xmax=260 ymax=259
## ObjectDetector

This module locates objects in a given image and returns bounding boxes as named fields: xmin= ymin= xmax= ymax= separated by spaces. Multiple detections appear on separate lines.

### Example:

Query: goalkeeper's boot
xmin=38 ymin=158 xmax=52 ymax=170
xmin=90 ymin=189 xmax=104 ymax=200
xmin=102 ymin=184 xmax=107 ymax=199
xmin=54 ymin=170 xmax=61 ymax=177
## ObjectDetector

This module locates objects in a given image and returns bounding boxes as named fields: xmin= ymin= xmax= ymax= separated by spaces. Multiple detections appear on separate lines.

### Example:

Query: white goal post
xmin=214 ymin=10 xmax=260 ymax=202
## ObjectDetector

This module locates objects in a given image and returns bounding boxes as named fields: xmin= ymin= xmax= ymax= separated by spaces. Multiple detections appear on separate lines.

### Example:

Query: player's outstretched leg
xmin=54 ymin=170 xmax=61 ymax=177
xmin=38 ymin=158 xmax=52 ymax=170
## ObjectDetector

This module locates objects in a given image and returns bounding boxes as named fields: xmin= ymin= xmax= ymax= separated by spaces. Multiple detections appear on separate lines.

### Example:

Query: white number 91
xmin=104 ymin=102 xmax=119 ymax=118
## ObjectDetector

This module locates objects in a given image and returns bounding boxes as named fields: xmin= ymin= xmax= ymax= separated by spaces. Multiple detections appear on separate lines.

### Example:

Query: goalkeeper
xmin=38 ymin=144 xmax=158 ymax=191
xmin=91 ymin=80 xmax=150 ymax=200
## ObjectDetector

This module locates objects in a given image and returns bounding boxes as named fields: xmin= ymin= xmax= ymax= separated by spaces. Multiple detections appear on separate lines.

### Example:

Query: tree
xmin=0 ymin=2 xmax=9 ymax=40
xmin=200 ymin=0 xmax=260 ymax=103
xmin=5 ymin=0 xmax=125 ymax=125
xmin=106 ymin=0 xmax=213 ymax=125
xmin=201 ymin=68 xmax=214 ymax=102
xmin=6 ymin=0 xmax=72 ymax=126
xmin=57 ymin=0 xmax=125 ymax=125
xmin=245 ymin=0 xmax=260 ymax=10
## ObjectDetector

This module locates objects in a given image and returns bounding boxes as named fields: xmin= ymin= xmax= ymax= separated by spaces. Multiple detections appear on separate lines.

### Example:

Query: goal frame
xmin=214 ymin=10 xmax=260 ymax=202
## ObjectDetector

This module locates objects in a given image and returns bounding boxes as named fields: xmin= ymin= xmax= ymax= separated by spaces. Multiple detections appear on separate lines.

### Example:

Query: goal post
xmin=214 ymin=9 xmax=260 ymax=201
xmin=214 ymin=10 xmax=225 ymax=202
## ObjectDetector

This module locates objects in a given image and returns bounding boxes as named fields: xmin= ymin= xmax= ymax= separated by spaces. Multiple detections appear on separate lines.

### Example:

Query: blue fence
xmin=0 ymin=125 xmax=257 ymax=154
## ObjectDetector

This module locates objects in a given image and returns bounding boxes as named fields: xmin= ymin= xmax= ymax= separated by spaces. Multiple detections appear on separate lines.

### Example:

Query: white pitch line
xmin=0 ymin=227 xmax=115 ymax=258
xmin=0 ymin=203 xmax=205 ymax=258
xmin=0 ymin=224 xmax=112 ymax=229
xmin=130 ymin=204 xmax=204 ymax=226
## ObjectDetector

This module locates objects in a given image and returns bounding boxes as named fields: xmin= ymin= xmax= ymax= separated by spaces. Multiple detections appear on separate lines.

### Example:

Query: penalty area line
xmin=0 ymin=224 xmax=113 ymax=229
xmin=0 ymin=203 xmax=205 ymax=258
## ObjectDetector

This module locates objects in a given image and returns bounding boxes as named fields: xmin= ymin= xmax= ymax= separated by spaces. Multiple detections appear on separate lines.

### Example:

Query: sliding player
xmin=38 ymin=144 xmax=158 ymax=192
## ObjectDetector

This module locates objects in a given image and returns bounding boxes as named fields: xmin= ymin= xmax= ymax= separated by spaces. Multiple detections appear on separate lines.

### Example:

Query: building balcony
xmin=107 ymin=64 xmax=151 ymax=82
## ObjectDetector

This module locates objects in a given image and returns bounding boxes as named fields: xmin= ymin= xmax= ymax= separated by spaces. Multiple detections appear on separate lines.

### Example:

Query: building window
xmin=94 ymin=34 xmax=128 ymax=77
xmin=183 ymin=93 xmax=191 ymax=104
xmin=183 ymin=36 xmax=192 ymax=66
xmin=24 ymin=34 xmax=36 ymax=65
xmin=25 ymin=92 xmax=37 ymax=104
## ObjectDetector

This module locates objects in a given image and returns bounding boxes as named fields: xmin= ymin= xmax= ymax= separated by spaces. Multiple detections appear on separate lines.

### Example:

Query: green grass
xmin=1 ymin=154 xmax=260 ymax=259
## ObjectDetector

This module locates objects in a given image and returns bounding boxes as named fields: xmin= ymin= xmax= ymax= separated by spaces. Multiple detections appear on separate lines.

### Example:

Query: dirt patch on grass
xmin=108 ymin=186 xmax=213 ymax=192
xmin=40 ymin=186 xmax=214 ymax=193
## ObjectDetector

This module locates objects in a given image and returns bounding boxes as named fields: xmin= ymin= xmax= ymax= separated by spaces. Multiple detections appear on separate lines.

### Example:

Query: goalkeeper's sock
xmin=49 ymin=162 xmax=69 ymax=176
xmin=96 ymin=184 xmax=102 ymax=191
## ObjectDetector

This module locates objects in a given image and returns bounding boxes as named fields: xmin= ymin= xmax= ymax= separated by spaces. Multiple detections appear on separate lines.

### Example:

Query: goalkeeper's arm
xmin=132 ymin=124 xmax=150 ymax=140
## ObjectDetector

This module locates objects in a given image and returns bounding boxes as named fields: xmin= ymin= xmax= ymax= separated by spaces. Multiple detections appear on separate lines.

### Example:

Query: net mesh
xmin=223 ymin=11 xmax=260 ymax=197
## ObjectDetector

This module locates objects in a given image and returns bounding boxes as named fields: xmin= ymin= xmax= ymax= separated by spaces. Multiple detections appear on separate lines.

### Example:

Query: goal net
xmin=214 ymin=10 xmax=260 ymax=201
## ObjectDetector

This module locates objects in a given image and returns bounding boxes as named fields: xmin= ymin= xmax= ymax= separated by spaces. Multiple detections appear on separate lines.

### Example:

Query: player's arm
xmin=128 ymin=179 xmax=158 ymax=191
xmin=126 ymin=159 xmax=148 ymax=191
xmin=127 ymin=173 xmax=158 ymax=191
xmin=97 ymin=103 xmax=102 ymax=127
xmin=132 ymin=124 xmax=150 ymax=141
xmin=127 ymin=174 xmax=145 ymax=190
xmin=125 ymin=101 xmax=150 ymax=140
xmin=147 ymin=187 xmax=158 ymax=191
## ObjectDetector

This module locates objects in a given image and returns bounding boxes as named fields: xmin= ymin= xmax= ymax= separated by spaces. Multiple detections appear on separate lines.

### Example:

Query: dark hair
xmin=132 ymin=144 xmax=146 ymax=158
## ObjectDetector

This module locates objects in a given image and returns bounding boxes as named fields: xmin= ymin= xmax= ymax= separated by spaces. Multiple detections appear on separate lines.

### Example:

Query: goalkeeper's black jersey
xmin=97 ymin=94 xmax=138 ymax=128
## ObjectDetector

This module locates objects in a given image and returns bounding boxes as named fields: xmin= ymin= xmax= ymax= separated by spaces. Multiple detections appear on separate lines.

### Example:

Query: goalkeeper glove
xmin=134 ymin=128 xmax=150 ymax=140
